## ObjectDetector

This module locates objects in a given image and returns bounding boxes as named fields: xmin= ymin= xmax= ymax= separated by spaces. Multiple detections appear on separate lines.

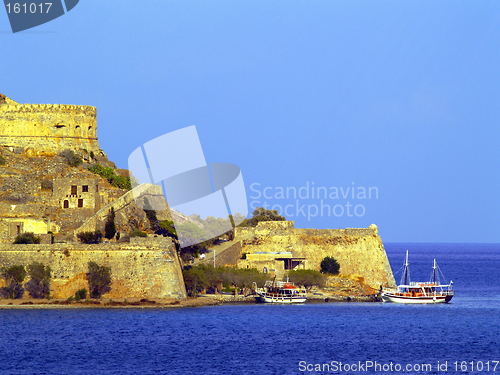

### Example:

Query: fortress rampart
xmin=0 ymin=94 xmax=100 ymax=152
xmin=236 ymin=221 xmax=396 ymax=289
xmin=0 ymin=237 xmax=187 ymax=300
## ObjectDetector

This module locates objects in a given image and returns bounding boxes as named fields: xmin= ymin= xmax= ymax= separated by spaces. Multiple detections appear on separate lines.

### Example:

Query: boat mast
xmin=403 ymin=250 xmax=409 ymax=287
xmin=433 ymin=259 xmax=436 ymax=284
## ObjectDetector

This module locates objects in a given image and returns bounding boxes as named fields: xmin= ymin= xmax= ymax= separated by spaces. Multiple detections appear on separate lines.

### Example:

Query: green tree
xmin=13 ymin=232 xmax=41 ymax=244
xmin=74 ymin=288 xmax=88 ymax=301
xmin=87 ymin=261 xmax=112 ymax=299
xmin=286 ymin=269 xmax=326 ymax=289
xmin=0 ymin=155 xmax=6 ymax=165
xmin=0 ymin=265 xmax=26 ymax=299
xmin=320 ymin=256 xmax=340 ymax=275
xmin=182 ymin=265 xmax=210 ymax=296
xmin=25 ymin=262 xmax=51 ymax=299
xmin=182 ymin=264 xmax=271 ymax=296
xmin=104 ymin=207 xmax=116 ymax=240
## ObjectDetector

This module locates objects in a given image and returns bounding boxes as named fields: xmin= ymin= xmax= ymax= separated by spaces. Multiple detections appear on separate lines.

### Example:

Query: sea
xmin=0 ymin=243 xmax=499 ymax=375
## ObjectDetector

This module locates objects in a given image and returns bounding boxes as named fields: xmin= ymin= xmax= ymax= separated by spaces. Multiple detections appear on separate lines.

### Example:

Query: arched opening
xmin=63 ymin=200 xmax=69 ymax=209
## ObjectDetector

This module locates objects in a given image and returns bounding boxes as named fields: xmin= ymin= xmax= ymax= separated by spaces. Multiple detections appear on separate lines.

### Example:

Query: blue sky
xmin=1 ymin=1 xmax=499 ymax=242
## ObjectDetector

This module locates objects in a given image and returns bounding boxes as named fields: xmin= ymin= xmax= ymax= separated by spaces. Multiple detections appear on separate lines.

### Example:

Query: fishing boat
xmin=253 ymin=278 xmax=307 ymax=303
xmin=381 ymin=251 xmax=454 ymax=304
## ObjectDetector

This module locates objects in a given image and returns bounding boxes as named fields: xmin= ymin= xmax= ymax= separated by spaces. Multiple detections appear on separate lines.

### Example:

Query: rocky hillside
xmin=0 ymin=147 xmax=157 ymax=240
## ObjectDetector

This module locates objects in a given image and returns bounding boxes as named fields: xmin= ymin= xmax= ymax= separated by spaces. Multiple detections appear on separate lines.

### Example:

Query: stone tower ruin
xmin=0 ymin=93 xmax=100 ymax=153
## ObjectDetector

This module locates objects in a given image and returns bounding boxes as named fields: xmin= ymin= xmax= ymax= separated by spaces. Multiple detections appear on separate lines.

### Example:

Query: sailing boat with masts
xmin=381 ymin=251 xmax=454 ymax=304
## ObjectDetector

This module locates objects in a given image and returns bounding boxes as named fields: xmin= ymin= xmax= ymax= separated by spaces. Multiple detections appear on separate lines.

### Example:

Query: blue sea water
xmin=0 ymin=243 xmax=499 ymax=375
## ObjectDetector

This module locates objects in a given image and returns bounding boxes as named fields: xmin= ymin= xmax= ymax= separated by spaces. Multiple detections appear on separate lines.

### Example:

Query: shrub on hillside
xmin=25 ymin=262 xmax=51 ymax=299
xmin=77 ymin=230 xmax=103 ymax=244
xmin=60 ymin=149 xmax=82 ymax=167
xmin=88 ymin=163 xmax=131 ymax=190
xmin=41 ymin=178 xmax=53 ymax=190
xmin=0 ymin=155 xmax=6 ymax=165
xmin=238 ymin=207 xmax=286 ymax=227
xmin=130 ymin=230 xmax=147 ymax=238
xmin=87 ymin=261 xmax=112 ymax=299
xmin=0 ymin=265 xmax=26 ymax=299
xmin=157 ymin=220 xmax=177 ymax=237
xmin=320 ymin=256 xmax=340 ymax=275
xmin=176 ymin=223 xmax=207 ymax=247
xmin=13 ymin=232 xmax=41 ymax=244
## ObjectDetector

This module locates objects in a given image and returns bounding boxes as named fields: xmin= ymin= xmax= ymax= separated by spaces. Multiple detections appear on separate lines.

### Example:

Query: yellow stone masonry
xmin=0 ymin=94 xmax=100 ymax=153
xmin=237 ymin=221 xmax=396 ymax=289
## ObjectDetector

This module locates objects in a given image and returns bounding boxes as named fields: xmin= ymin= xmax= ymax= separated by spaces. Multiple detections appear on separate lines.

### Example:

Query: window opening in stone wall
xmin=82 ymin=185 xmax=88 ymax=192
xmin=17 ymin=225 xmax=21 ymax=235
xmin=64 ymin=200 xmax=69 ymax=208
xmin=78 ymin=199 xmax=83 ymax=208
xmin=96 ymin=185 xmax=99 ymax=192
xmin=71 ymin=185 xmax=77 ymax=195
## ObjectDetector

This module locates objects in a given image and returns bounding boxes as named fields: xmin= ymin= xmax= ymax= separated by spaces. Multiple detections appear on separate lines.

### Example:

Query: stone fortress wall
xmin=0 ymin=94 xmax=100 ymax=153
xmin=236 ymin=221 xmax=396 ymax=289
xmin=0 ymin=236 xmax=187 ymax=300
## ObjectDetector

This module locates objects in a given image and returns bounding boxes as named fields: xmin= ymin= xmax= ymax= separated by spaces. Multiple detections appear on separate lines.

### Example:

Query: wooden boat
xmin=381 ymin=251 xmax=454 ymax=304
xmin=253 ymin=278 xmax=307 ymax=303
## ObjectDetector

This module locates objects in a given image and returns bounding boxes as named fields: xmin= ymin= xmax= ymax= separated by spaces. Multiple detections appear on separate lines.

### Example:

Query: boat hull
xmin=255 ymin=293 xmax=307 ymax=304
xmin=381 ymin=292 xmax=453 ymax=304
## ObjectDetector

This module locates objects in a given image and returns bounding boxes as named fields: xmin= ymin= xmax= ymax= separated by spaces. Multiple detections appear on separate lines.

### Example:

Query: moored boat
xmin=381 ymin=251 xmax=454 ymax=304
xmin=253 ymin=278 xmax=307 ymax=303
